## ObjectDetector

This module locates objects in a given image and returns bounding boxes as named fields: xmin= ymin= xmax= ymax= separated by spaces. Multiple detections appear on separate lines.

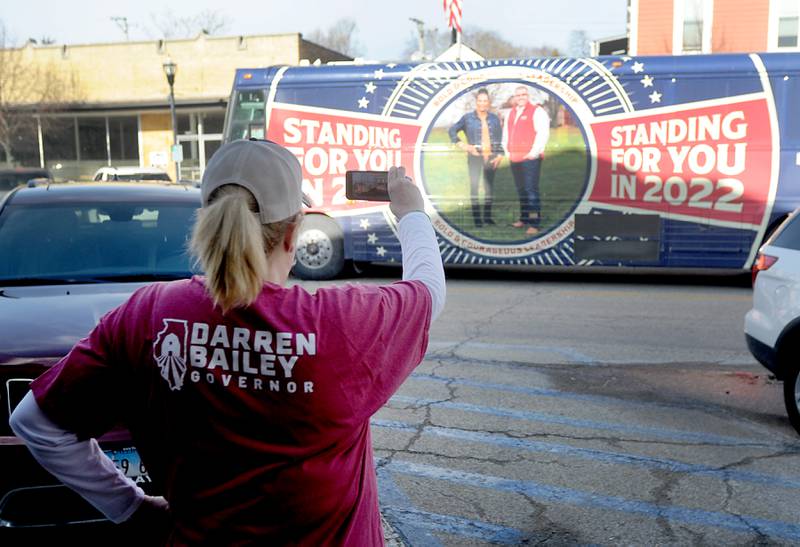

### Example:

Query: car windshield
xmin=0 ymin=201 xmax=198 ymax=284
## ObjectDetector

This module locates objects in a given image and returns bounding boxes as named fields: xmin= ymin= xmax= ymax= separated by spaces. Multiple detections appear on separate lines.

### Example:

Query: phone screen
xmin=345 ymin=171 xmax=390 ymax=201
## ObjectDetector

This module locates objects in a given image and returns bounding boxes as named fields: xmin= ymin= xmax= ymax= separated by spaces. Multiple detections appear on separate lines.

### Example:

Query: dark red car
xmin=0 ymin=182 xmax=199 ymax=542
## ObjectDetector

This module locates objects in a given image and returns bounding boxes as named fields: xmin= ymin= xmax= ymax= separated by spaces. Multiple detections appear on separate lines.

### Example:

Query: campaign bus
xmin=222 ymin=53 xmax=800 ymax=280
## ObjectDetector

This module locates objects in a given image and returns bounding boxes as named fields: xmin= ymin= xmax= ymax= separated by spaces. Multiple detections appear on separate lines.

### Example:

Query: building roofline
xmin=10 ymin=97 xmax=227 ymax=114
xmin=11 ymin=31 xmax=303 ymax=52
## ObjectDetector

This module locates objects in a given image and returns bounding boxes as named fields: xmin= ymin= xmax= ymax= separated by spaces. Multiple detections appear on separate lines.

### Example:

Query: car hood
xmin=0 ymin=282 xmax=149 ymax=364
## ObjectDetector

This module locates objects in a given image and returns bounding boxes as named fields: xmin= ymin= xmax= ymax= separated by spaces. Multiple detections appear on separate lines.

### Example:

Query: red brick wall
xmin=711 ymin=0 xmax=770 ymax=52
xmin=636 ymin=0 xmax=675 ymax=55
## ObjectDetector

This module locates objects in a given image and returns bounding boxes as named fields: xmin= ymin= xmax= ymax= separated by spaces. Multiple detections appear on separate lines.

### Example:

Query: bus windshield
xmin=226 ymin=90 xmax=266 ymax=141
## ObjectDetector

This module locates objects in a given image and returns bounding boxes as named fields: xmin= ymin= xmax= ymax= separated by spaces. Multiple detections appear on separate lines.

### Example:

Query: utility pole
xmin=111 ymin=17 xmax=130 ymax=41
xmin=409 ymin=18 xmax=427 ymax=61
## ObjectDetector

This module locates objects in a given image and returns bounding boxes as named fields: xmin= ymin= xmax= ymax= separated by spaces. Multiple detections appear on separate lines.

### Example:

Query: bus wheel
xmin=292 ymin=214 xmax=344 ymax=280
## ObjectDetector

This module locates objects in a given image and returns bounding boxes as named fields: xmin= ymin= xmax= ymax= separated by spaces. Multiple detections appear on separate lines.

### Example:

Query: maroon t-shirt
xmin=31 ymin=276 xmax=432 ymax=545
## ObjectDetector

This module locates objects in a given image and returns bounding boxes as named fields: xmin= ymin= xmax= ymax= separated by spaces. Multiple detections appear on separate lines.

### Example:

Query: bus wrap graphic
xmin=588 ymin=96 xmax=774 ymax=230
xmin=260 ymin=54 xmax=783 ymax=268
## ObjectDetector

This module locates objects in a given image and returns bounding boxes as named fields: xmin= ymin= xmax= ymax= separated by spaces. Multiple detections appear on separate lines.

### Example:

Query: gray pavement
xmin=295 ymin=271 xmax=800 ymax=545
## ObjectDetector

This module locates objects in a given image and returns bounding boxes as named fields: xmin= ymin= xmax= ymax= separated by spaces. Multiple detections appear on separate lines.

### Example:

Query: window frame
xmin=769 ymin=0 xmax=800 ymax=51
xmin=673 ymin=0 xmax=715 ymax=55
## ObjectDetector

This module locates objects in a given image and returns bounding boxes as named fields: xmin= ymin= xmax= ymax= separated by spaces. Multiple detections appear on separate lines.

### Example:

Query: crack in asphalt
xmin=649 ymin=468 xmax=679 ymax=542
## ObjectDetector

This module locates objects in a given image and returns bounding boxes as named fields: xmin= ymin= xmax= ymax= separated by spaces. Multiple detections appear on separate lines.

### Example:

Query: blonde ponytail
xmin=190 ymin=185 xmax=298 ymax=313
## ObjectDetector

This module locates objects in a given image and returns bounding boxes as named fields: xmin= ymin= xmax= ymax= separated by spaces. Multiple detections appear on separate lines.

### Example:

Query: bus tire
xmin=292 ymin=214 xmax=345 ymax=280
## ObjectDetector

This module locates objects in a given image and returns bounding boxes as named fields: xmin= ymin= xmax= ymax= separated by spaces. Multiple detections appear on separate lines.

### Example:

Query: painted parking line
xmin=377 ymin=467 xmax=527 ymax=545
xmin=381 ymin=459 xmax=800 ymax=541
xmin=377 ymin=469 xmax=443 ymax=547
xmin=372 ymin=419 xmax=800 ymax=489
xmin=389 ymin=395 xmax=788 ymax=448
xmin=381 ymin=507 xmax=527 ymax=544
xmin=426 ymin=341 xmax=596 ymax=364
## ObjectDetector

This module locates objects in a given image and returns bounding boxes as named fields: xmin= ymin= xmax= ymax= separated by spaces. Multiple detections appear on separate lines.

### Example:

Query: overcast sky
xmin=4 ymin=0 xmax=628 ymax=60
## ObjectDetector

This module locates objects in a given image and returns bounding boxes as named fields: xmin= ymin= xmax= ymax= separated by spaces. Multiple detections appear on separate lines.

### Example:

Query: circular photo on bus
xmin=421 ymin=82 xmax=590 ymax=241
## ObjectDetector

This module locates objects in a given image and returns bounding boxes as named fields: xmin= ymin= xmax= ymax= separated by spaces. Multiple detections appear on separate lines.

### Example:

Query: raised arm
xmin=388 ymin=166 xmax=446 ymax=321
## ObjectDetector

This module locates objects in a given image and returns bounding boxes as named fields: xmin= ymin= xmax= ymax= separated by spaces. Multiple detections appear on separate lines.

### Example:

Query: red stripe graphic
xmin=588 ymin=97 xmax=773 ymax=228
xmin=267 ymin=106 xmax=422 ymax=212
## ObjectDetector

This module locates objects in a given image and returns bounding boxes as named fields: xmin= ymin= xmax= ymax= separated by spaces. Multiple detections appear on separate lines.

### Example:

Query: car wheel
xmin=292 ymin=214 xmax=344 ymax=280
xmin=783 ymin=365 xmax=800 ymax=435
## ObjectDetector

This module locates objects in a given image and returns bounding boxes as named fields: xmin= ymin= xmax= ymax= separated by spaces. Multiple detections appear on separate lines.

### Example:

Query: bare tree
xmin=0 ymin=23 xmax=81 ymax=166
xmin=149 ymin=9 xmax=231 ymax=39
xmin=569 ymin=30 xmax=590 ymax=57
xmin=403 ymin=26 xmax=560 ymax=60
xmin=306 ymin=18 xmax=364 ymax=57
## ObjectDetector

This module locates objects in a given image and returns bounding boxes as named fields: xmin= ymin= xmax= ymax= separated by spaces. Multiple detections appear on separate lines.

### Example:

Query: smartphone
xmin=345 ymin=170 xmax=390 ymax=201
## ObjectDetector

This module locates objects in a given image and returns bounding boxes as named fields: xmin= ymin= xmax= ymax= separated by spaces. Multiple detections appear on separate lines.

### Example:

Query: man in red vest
xmin=502 ymin=86 xmax=551 ymax=236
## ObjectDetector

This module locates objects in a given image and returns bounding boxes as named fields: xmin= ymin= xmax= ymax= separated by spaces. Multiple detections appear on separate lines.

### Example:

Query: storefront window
xmin=109 ymin=116 xmax=139 ymax=161
xmin=43 ymin=117 xmax=77 ymax=161
xmin=176 ymin=109 xmax=225 ymax=181
xmin=203 ymin=112 xmax=225 ymax=134
xmin=78 ymin=117 xmax=107 ymax=160
xmin=204 ymin=140 xmax=221 ymax=162
xmin=178 ymin=113 xmax=194 ymax=135
xmin=7 ymin=120 xmax=39 ymax=167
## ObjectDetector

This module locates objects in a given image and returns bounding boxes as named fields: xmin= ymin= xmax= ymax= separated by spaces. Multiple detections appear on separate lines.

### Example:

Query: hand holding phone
xmin=345 ymin=168 xmax=423 ymax=219
xmin=387 ymin=166 xmax=424 ymax=220
xmin=345 ymin=171 xmax=390 ymax=201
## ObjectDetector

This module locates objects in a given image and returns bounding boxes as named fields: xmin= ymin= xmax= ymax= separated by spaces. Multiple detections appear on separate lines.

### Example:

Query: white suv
xmin=745 ymin=209 xmax=800 ymax=434
xmin=93 ymin=166 xmax=172 ymax=182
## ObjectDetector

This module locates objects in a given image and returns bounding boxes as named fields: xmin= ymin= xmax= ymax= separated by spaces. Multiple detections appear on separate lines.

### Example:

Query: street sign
xmin=171 ymin=144 xmax=183 ymax=162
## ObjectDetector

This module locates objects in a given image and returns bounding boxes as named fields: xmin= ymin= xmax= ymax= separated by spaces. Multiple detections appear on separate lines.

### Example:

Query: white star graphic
xmin=367 ymin=233 xmax=378 ymax=244
xmin=621 ymin=56 xmax=632 ymax=62
xmin=359 ymin=218 xmax=371 ymax=230
xmin=631 ymin=61 xmax=645 ymax=74
xmin=376 ymin=246 xmax=387 ymax=257
xmin=374 ymin=68 xmax=385 ymax=79
xmin=386 ymin=63 xmax=397 ymax=68
xmin=365 ymin=82 xmax=377 ymax=93
xmin=358 ymin=97 xmax=369 ymax=109
xmin=640 ymin=75 xmax=654 ymax=88
xmin=649 ymin=91 xmax=662 ymax=103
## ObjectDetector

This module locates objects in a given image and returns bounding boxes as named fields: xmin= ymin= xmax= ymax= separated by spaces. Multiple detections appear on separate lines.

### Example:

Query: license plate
xmin=104 ymin=447 xmax=151 ymax=485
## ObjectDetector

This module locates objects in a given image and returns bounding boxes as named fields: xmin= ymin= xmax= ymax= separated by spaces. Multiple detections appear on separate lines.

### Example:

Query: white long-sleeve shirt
xmin=9 ymin=210 xmax=445 ymax=523
xmin=501 ymin=104 xmax=551 ymax=160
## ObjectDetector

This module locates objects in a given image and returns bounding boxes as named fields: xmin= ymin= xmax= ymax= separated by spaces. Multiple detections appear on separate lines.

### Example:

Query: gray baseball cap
xmin=201 ymin=139 xmax=306 ymax=224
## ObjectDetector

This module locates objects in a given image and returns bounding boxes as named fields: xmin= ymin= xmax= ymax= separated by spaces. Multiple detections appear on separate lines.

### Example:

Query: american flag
xmin=443 ymin=0 xmax=462 ymax=33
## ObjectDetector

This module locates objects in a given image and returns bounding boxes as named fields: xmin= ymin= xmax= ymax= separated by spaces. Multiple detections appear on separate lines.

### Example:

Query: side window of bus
xmin=228 ymin=90 xmax=266 ymax=140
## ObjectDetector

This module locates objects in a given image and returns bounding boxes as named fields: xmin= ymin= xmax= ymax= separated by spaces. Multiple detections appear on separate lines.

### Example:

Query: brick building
xmin=629 ymin=0 xmax=799 ymax=55
xmin=1 ymin=33 xmax=348 ymax=181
